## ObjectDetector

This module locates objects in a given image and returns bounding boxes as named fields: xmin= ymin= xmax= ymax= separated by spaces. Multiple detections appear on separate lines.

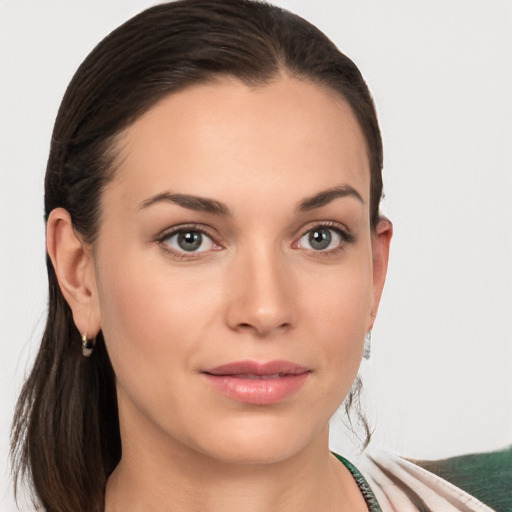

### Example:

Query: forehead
xmin=107 ymin=75 xmax=370 ymax=210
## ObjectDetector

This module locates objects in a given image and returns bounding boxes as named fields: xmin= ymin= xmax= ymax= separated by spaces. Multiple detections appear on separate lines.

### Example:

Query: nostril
xmin=234 ymin=321 xmax=292 ymax=337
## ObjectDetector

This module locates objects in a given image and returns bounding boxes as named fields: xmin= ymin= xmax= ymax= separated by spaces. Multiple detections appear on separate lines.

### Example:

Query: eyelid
xmin=296 ymin=220 xmax=353 ymax=240
xmin=156 ymin=223 xmax=223 ymax=257
xmin=292 ymin=221 xmax=355 ymax=251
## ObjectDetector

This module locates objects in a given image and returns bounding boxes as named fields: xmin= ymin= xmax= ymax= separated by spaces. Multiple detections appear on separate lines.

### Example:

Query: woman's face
xmin=89 ymin=76 xmax=390 ymax=465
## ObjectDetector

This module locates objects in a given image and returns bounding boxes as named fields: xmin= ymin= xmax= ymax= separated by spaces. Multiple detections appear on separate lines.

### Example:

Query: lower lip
xmin=203 ymin=373 xmax=310 ymax=405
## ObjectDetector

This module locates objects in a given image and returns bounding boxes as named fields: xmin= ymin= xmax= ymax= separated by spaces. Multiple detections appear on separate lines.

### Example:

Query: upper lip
xmin=203 ymin=360 xmax=310 ymax=376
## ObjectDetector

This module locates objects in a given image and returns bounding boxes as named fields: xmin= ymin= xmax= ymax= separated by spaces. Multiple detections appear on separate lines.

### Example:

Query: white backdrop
xmin=1 ymin=0 xmax=511 ymax=510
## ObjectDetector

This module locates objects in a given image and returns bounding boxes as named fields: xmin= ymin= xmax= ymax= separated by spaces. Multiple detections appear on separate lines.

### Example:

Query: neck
xmin=105 ymin=425 xmax=367 ymax=512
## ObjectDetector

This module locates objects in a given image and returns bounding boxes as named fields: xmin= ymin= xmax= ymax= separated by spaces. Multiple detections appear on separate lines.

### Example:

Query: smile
xmin=202 ymin=360 xmax=310 ymax=405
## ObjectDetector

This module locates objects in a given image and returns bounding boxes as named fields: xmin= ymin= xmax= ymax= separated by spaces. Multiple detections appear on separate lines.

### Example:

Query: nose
xmin=225 ymin=246 xmax=297 ymax=338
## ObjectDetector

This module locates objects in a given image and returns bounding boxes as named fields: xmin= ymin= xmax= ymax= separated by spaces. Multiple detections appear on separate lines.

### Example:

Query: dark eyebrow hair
xmin=138 ymin=192 xmax=231 ymax=216
xmin=297 ymin=185 xmax=364 ymax=212
xmin=139 ymin=185 xmax=362 ymax=216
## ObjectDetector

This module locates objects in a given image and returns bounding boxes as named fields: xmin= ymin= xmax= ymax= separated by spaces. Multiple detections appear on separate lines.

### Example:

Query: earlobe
xmin=368 ymin=217 xmax=393 ymax=327
xmin=46 ymin=208 xmax=101 ymax=338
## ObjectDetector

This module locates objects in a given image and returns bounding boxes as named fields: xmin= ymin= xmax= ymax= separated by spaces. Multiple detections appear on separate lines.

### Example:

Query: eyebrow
xmin=138 ymin=184 xmax=363 ymax=216
xmin=138 ymin=192 xmax=231 ymax=216
xmin=297 ymin=185 xmax=364 ymax=212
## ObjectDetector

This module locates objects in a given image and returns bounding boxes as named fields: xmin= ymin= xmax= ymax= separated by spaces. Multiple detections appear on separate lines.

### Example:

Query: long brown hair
xmin=11 ymin=1 xmax=383 ymax=510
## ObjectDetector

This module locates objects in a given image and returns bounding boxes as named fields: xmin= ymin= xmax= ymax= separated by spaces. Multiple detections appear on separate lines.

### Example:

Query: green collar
xmin=332 ymin=452 xmax=382 ymax=512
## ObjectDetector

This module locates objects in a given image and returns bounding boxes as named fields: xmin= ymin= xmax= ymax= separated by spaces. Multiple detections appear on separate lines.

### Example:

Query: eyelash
xmin=156 ymin=221 xmax=354 ymax=260
xmin=156 ymin=223 xmax=221 ymax=260
xmin=292 ymin=221 xmax=355 ymax=258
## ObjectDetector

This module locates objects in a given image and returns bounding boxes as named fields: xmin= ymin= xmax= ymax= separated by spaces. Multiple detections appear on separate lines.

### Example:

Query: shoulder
xmin=355 ymin=450 xmax=502 ymax=512
xmin=413 ymin=447 xmax=512 ymax=512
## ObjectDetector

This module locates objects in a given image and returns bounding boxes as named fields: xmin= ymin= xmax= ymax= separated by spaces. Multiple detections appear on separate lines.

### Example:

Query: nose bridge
xmin=225 ymin=239 xmax=296 ymax=336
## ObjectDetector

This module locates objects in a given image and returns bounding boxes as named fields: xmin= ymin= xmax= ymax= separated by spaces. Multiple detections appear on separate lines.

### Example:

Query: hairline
xmin=93 ymin=68 xmax=377 ymax=242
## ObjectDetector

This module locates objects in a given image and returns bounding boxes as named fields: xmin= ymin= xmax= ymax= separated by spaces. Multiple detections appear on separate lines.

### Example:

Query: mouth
xmin=202 ymin=360 xmax=311 ymax=405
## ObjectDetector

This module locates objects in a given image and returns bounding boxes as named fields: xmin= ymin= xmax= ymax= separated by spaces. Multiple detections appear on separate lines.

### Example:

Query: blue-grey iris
xmin=177 ymin=231 xmax=202 ymax=251
xmin=309 ymin=229 xmax=331 ymax=250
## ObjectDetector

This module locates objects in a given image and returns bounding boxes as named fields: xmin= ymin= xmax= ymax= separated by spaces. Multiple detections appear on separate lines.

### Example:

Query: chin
xmin=198 ymin=439 xmax=305 ymax=466
xmin=187 ymin=413 xmax=325 ymax=466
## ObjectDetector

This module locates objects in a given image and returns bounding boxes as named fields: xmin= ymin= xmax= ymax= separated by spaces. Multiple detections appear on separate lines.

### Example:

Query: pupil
xmin=178 ymin=231 xmax=202 ymax=251
xmin=309 ymin=229 xmax=331 ymax=250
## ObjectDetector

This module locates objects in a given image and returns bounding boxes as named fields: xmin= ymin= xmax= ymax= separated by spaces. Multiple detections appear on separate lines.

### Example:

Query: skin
xmin=47 ymin=75 xmax=392 ymax=511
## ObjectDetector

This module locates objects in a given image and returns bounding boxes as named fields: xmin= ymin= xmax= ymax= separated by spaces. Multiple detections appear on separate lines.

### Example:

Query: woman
xmin=8 ymin=1 xmax=501 ymax=511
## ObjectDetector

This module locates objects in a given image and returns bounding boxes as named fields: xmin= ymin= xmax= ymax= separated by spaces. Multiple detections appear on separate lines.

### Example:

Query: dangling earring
xmin=363 ymin=330 xmax=372 ymax=360
xmin=81 ymin=333 xmax=96 ymax=357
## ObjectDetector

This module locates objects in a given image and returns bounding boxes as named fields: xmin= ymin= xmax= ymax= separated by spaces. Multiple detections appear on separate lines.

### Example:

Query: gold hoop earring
xmin=81 ymin=333 xmax=96 ymax=357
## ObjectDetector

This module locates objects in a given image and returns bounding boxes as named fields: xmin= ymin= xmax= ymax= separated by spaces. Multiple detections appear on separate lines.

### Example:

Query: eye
xmin=297 ymin=226 xmax=346 ymax=252
xmin=162 ymin=229 xmax=215 ymax=253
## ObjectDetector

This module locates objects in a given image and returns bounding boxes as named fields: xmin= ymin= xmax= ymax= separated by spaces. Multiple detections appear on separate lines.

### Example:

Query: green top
xmin=333 ymin=447 xmax=512 ymax=511
xmin=332 ymin=452 xmax=382 ymax=512
xmin=415 ymin=446 xmax=512 ymax=512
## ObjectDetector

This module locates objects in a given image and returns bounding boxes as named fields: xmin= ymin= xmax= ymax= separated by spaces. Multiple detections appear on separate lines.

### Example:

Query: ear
xmin=46 ymin=208 xmax=101 ymax=338
xmin=368 ymin=217 xmax=393 ymax=329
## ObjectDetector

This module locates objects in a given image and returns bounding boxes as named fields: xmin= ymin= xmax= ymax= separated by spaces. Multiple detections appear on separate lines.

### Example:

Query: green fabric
xmin=415 ymin=446 xmax=512 ymax=512
xmin=332 ymin=452 xmax=382 ymax=512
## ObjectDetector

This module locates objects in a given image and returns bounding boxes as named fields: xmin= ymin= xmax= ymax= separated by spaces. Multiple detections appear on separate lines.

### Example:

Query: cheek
xmin=95 ymin=249 xmax=218 ymax=380
xmin=304 ymin=254 xmax=372 ymax=333
xmin=94 ymin=252 xmax=227 ymax=436
xmin=301 ymin=255 xmax=373 ymax=386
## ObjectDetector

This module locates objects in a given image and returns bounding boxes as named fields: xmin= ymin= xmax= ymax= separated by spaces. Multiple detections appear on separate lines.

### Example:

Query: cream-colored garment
xmin=357 ymin=451 xmax=496 ymax=512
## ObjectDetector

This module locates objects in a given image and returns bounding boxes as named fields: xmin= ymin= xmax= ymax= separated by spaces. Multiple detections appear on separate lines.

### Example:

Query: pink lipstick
xmin=202 ymin=360 xmax=310 ymax=405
